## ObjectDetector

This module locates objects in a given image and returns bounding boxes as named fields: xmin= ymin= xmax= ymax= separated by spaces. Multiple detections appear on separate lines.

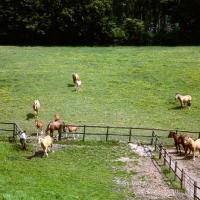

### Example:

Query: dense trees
xmin=0 ymin=0 xmax=200 ymax=45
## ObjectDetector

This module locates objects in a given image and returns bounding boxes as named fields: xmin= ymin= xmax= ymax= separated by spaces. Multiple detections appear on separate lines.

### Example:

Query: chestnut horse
xmin=45 ymin=120 xmax=66 ymax=137
xmin=33 ymin=100 xmax=40 ymax=118
xmin=175 ymin=93 xmax=192 ymax=109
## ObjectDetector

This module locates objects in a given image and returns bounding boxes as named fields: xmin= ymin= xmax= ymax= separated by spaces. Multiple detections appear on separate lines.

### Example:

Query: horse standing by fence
xmin=45 ymin=120 xmax=66 ymax=137
xmin=175 ymin=93 xmax=192 ymax=109
xmin=33 ymin=100 xmax=40 ymax=118
xmin=168 ymin=131 xmax=189 ymax=154
xmin=66 ymin=125 xmax=79 ymax=140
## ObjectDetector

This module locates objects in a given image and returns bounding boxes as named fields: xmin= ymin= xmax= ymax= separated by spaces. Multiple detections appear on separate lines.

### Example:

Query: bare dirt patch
xmin=118 ymin=144 xmax=193 ymax=200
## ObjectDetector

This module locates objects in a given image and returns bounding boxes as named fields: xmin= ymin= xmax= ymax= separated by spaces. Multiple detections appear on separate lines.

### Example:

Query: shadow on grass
xmin=26 ymin=113 xmax=35 ymax=120
xmin=170 ymin=106 xmax=182 ymax=110
xmin=67 ymin=83 xmax=75 ymax=87
xmin=27 ymin=150 xmax=45 ymax=159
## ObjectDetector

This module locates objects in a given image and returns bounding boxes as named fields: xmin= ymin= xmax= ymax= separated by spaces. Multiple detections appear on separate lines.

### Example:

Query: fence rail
xmin=152 ymin=131 xmax=200 ymax=200
xmin=0 ymin=122 xmax=200 ymax=199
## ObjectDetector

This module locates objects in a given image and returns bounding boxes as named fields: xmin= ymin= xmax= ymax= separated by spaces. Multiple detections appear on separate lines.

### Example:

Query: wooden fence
xmin=1 ymin=122 xmax=200 ymax=199
xmin=0 ymin=122 xmax=23 ymax=141
xmin=152 ymin=130 xmax=200 ymax=200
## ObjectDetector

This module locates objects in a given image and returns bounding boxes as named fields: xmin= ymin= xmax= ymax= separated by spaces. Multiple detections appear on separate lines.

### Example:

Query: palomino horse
xmin=72 ymin=73 xmax=79 ymax=84
xmin=33 ymin=100 xmax=40 ymax=118
xmin=45 ymin=120 xmax=66 ymax=137
xmin=175 ymin=93 xmax=192 ymax=109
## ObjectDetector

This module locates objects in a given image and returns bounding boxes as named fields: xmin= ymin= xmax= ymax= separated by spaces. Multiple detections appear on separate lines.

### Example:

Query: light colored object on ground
xmin=38 ymin=135 xmax=53 ymax=157
xmin=175 ymin=93 xmax=192 ymax=109
xmin=35 ymin=120 xmax=43 ymax=136
xmin=33 ymin=100 xmax=40 ymax=118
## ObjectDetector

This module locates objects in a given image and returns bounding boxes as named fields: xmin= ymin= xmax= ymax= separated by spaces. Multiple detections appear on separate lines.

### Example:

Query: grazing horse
xmin=33 ymin=100 xmax=40 ymax=118
xmin=45 ymin=120 xmax=66 ymax=137
xmin=175 ymin=93 xmax=192 ymax=109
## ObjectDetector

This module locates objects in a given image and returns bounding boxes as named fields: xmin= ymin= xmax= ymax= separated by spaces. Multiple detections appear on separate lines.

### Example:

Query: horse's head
xmin=175 ymin=93 xmax=179 ymax=100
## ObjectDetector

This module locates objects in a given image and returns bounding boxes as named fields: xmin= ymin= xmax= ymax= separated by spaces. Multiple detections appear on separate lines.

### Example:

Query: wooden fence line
xmin=0 ymin=122 xmax=200 ymax=199
xmin=152 ymin=131 xmax=200 ymax=200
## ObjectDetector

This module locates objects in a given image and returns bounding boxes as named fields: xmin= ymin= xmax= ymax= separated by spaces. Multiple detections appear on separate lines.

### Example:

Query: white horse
xmin=33 ymin=100 xmax=40 ymax=118
xmin=175 ymin=93 xmax=192 ymax=109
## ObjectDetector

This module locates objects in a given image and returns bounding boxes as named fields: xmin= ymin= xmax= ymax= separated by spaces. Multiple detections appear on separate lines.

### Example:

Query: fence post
xmin=198 ymin=132 xmax=200 ymax=139
xmin=181 ymin=169 xmax=184 ymax=189
xmin=151 ymin=130 xmax=155 ymax=145
xmin=106 ymin=126 xmax=109 ymax=142
xmin=129 ymin=128 xmax=132 ymax=143
xmin=159 ymin=144 xmax=162 ymax=159
xmin=163 ymin=148 xmax=166 ymax=166
xmin=83 ymin=125 xmax=86 ymax=141
xmin=174 ymin=161 xmax=177 ymax=181
xmin=13 ymin=123 xmax=16 ymax=138
xmin=58 ymin=125 xmax=62 ymax=140
xmin=194 ymin=181 xmax=197 ymax=200
xmin=169 ymin=156 xmax=171 ymax=173
xmin=154 ymin=136 xmax=157 ymax=152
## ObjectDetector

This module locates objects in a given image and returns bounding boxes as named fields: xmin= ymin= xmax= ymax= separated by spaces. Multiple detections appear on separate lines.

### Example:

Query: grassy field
xmin=1 ymin=46 xmax=200 ymax=199
xmin=1 ymin=46 xmax=200 ymax=133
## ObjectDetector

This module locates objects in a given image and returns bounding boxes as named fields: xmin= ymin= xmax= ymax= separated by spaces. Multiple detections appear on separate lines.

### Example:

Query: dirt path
xmin=122 ymin=144 xmax=194 ymax=200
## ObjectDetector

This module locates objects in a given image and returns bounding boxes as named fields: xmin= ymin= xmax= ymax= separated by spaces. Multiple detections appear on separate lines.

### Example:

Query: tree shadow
xmin=26 ymin=113 xmax=35 ymax=120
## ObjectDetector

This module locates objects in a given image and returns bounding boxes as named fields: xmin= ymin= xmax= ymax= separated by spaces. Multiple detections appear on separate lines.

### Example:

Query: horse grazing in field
xmin=38 ymin=135 xmax=53 ymax=157
xmin=45 ymin=120 xmax=66 ymax=137
xmin=175 ymin=93 xmax=192 ymax=109
xmin=33 ymin=100 xmax=40 ymax=118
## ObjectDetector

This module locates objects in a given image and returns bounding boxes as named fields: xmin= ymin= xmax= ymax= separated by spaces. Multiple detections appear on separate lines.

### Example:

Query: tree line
xmin=1 ymin=0 xmax=200 ymax=46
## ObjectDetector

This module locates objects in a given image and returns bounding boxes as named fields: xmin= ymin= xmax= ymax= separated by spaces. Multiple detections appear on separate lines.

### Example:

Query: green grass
xmin=1 ymin=46 xmax=200 ymax=199
xmin=1 ymin=46 xmax=200 ymax=134
xmin=0 ymin=141 xmax=136 ymax=200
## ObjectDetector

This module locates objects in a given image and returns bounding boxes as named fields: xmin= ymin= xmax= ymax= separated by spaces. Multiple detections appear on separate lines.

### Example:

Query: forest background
xmin=1 ymin=0 xmax=200 ymax=46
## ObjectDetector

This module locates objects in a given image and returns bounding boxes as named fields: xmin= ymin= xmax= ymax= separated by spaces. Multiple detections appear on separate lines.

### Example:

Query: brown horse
xmin=45 ymin=120 xmax=66 ymax=137
xmin=175 ymin=93 xmax=192 ymax=109
xmin=72 ymin=73 xmax=79 ymax=84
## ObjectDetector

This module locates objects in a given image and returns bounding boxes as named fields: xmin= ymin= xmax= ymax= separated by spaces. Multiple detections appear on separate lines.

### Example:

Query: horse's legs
xmin=50 ymin=130 xmax=53 ymax=137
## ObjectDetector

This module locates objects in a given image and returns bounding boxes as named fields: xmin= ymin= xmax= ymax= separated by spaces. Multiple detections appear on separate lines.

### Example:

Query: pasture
xmin=0 ymin=46 xmax=200 ymax=133
xmin=1 ymin=46 xmax=200 ymax=199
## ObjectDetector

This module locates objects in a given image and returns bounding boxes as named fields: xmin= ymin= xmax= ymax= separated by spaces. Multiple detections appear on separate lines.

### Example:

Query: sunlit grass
xmin=1 ymin=46 xmax=200 ymax=134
